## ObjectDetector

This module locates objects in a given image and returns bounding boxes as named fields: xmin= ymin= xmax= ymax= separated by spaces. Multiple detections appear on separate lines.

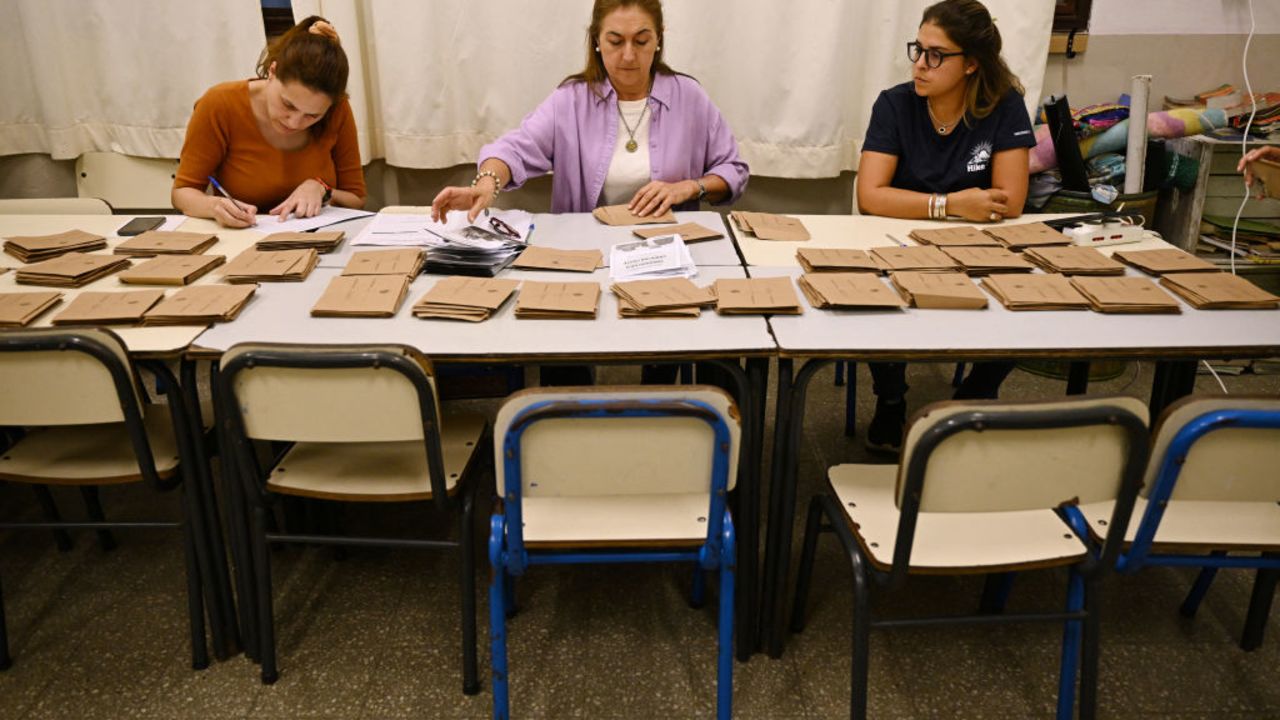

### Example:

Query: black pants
xmin=868 ymin=361 xmax=1015 ymax=403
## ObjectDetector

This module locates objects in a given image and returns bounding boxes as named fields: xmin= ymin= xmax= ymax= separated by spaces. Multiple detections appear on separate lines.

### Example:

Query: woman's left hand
xmin=270 ymin=179 xmax=328 ymax=221
xmin=629 ymin=180 xmax=697 ymax=217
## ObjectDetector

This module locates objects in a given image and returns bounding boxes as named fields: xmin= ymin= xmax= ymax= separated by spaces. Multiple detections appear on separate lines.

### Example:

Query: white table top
xmin=193 ymin=266 xmax=775 ymax=360
xmin=757 ymin=265 xmax=1280 ymax=360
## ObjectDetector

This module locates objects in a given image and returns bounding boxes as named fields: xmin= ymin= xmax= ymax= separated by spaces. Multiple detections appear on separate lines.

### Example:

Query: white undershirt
xmin=601 ymin=97 xmax=652 ymax=207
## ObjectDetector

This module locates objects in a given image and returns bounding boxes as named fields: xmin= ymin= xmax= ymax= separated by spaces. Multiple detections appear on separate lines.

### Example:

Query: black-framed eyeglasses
xmin=489 ymin=216 xmax=520 ymax=239
xmin=906 ymin=41 xmax=964 ymax=69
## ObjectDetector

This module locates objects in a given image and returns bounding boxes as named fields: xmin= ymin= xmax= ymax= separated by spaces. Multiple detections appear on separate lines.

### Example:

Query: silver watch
xmin=695 ymin=179 xmax=708 ymax=202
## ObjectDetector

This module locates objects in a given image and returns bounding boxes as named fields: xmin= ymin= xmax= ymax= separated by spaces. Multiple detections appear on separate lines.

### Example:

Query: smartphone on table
xmin=117 ymin=216 xmax=165 ymax=236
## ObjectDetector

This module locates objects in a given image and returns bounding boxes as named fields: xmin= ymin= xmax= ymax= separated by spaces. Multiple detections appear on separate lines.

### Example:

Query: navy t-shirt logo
xmin=966 ymin=141 xmax=993 ymax=174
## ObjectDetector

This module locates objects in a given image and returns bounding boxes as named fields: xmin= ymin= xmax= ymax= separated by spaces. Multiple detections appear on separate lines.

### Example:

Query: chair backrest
xmin=0 ymin=327 xmax=141 ymax=425
xmin=75 ymin=152 xmax=177 ymax=211
xmin=0 ymin=197 xmax=112 ymax=215
xmin=1143 ymin=395 xmax=1280 ymax=503
xmin=897 ymin=395 xmax=1150 ymax=513
xmin=493 ymin=385 xmax=741 ymax=500
xmin=218 ymin=343 xmax=440 ymax=443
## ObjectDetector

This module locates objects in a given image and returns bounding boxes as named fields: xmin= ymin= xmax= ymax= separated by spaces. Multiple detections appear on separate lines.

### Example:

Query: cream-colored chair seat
xmin=521 ymin=493 xmax=711 ymax=547
xmin=1080 ymin=498 xmax=1280 ymax=552
xmin=0 ymin=407 xmax=180 ymax=484
xmin=266 ymin=414 xmax=486 ymax=502
xmin=830 ymin=464 xmax=1088 ymax=573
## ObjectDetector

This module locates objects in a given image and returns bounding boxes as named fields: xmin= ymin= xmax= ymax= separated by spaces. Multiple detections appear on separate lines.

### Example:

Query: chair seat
xmin=521 ymin=493 xmax=711 ymax=546
xmin=266 ymin=413 xmax=487 ymax=502
xmin=829 ymin=464 xmax=1089 ymax=573
xmin=0 ymin=407 xmax=180 ymax=484
xmin=1080 ymin=498 xmax=1280 ymax=553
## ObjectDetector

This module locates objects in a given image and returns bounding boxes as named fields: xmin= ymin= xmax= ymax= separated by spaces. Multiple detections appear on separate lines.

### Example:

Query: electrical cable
xmin=1229 ymin=0 xmax=1258 ymax=276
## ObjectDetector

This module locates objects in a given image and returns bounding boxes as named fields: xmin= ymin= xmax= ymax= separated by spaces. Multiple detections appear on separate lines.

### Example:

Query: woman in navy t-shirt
xmin=856 ymin=0 xmax=1036 ymax=453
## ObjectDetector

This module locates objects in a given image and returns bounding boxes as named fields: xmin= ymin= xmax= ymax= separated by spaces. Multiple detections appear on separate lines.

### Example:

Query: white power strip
xmin=1066 ymin=222 xmax=1145 ymax=248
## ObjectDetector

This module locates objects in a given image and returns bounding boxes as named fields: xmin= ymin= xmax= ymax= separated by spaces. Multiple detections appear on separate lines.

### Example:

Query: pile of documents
xmin=512 ymin=245 xmax=602 ymax=273
xmin=142 ymin=284 xmax=256 ymax=325
xmin=351 ymin=211 xmax=529 ymax=277
xmin=514 ymin=280 xmax=600 ymax=319
xmin=342 ymin=249 xmax=424 ymax=277
xmin=114 ymin=231 xmax=217 ymax=256
xmin=1113 ymin=248 xmax=1218 ymax=276
xmin=1022 ymin=246 xmax=1126 ymax=275
xmin=15 ymin=254 xmax=131 ymax=287
xmin=870 ymin=246 xmax=959 ymax=273
xmin=593 ymin=204 xmax=676 ymax=226
xmin=795 ymin=248 xmax=878 ymax=273
xmin=982 ymin=222 xmax=1072 ymax=250
xmin=311 ymin=274 xmax=411 ymax=318
xmin=633 ymin=222 xmax=722 ymax=242
xmin=797 ymin=273 xmax=905 ymax=310
xmin=611 ymin=278 xmax=716 ymax=318
xmin=51 ymin=290 xmax=166 ymax=325
xmin=908 ymin=226 xmax=1000 ymax=247
xmin=1159 ymin=272 xmax=1280 ymax=309
xmin=117 ymin=255 xmax=226 ymax=286
xmin=413 ymin=276 xmax=520 ymax=322
xmin=940 ymin=246 xmax=1036 ymax=275
xmin=424 ymin=226 xmax=524 ymax=277
xmin=608 ymin=235 xmax=696 ymax=281
xmin=1068 ymin=276 xmax=1182 ymax=314
xmin=256 ymin=230 xmax=344 ymax=253
xmin=220 ymin=248 xmax=318 ymax=283
xmin=3 ymin=229 xmax=106 ymax=262
xmin=729 ymin=211 xmax=810 ymax=241
xmin=713 ymin=276 xmax=803 ymax=315
xmin=980 ymin=274 xmax=1091 ymax=310
xmin=889 ymin=271 xmax=988 ymax=309
xmin=0 ymin=291 xmax=63 ymax=327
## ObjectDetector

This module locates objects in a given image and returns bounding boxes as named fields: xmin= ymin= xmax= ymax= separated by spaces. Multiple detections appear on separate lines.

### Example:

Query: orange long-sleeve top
xmin=174 ymin=80 xmax=366 ymax=211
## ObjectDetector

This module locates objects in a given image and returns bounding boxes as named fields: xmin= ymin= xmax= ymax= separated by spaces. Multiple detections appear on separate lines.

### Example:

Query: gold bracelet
xmin=471 ymin=170 xmax=502 ymax=201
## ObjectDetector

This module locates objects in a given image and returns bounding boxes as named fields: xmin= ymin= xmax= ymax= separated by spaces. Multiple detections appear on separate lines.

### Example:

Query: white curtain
xmin=298 ymin=0 xmax=1052 ymax=178
xmin=0 ymin=0 xmax=265 ymax=160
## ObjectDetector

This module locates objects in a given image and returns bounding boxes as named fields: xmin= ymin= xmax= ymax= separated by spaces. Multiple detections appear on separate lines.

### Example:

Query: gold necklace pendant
xmin=626 ymin=139 xmax=638 ymax=153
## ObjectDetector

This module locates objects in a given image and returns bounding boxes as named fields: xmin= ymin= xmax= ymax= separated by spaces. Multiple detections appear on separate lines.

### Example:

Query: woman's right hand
xmin=431 ymin=181 xmax=495 ymax=224
xmin=946 ymin=187 xmax=1010 ymax=223
xmin=210 ymin=196 xmax=257 ymax=228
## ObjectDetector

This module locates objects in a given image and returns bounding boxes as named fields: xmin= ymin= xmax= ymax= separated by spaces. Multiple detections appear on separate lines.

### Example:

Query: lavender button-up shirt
xmin=479 ymin=72 xmax=749 ymax=213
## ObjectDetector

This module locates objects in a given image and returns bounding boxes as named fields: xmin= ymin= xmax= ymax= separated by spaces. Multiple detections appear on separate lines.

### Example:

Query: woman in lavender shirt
xmin=431 ymin=0 xmax=748 ymax=223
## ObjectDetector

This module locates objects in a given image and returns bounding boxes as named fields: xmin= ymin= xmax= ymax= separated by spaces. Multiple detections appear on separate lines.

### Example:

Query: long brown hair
xmin=561 ymin=0 xmax=680 ymax=96
xmin=255 ymin=15 xmax=349 ymax=135
xmin=921 ymin=0 xmax=1023 ymax=121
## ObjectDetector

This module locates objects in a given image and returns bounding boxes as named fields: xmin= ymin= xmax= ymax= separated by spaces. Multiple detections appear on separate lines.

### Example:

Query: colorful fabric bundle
xmin=1030 ymin=107 xmax=1228 ymax=174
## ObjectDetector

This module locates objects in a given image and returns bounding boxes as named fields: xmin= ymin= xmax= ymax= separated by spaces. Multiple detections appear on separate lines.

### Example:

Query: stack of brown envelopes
xmin=729 ymin=211 xmax=810 ymax=241
xmin=980 ymin=273 xmax=1091 ymax=310
xmin=3 ymin=229 xmax=106 ymax=262
xmin=220 ymin=248 xmax=318 ymax=283
xmin=1022 ymin=246 xmax=1126 ymax=276
xmin=592 ymin=204 xmax=676 ymax=226
xmin=0 ymin=291 xmax=63 ymax=327
xmin=908 ymin=226 xmax=1000 ymax=247
xmin=142 ymin=284 xmax=256 ymax=325
xmin=796 ymin=248 xmax=879 ymax=273
xmin=114 ymin=231 xmax=218 ymax=256
xmin=513 ymin=280 xmax=601 ymax=319
xmin=1068 ymin=276 xmax=1182 ymax=313
xmin=52 ymin=290 xmax=166 ymax=325
xmin=982 ymin=222 xmax=1072 ymax=250
xmin=343 ymin=249 xmax=425 ymax=277
xmin=311 ymin=274 xmax=411 ymax=318
xmin=14 ymin=254 xmax=131 ymax=287
xmin=511 ymin=246 xmax=602 ymax=272
xmin=797 ymin=273 xmax=905 ymax=310
xmin=1113 ymin=248 xmax=1218 ymax=276
xmin=633 ymin=222 xmax=723 ymax=243
xmin=611 ymin=278 xmax=716 ymax=318
xmin=117 ymin=255 xmax=227 ymax=285
xmin=413 ymin=277 xmax=520 ymax=321
xmin=713 ymin=276 xmax=804 ymax=314
xmin=870 ymin=246 xmax=959 ymax=273
xmin=256 ymin=230 xmax=345 ymax=252
xmin=1159 ymin=272 xmax=1280 ymax=309
xmin=940 ymin=246 xmax=1036 ymax=275
xmin=889 ymin=271 xmax=988 ymax=309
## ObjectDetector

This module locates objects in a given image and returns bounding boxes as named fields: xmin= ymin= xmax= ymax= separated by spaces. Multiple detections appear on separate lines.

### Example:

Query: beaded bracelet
xmin=472 ymin=170 xmax=502 ymax=201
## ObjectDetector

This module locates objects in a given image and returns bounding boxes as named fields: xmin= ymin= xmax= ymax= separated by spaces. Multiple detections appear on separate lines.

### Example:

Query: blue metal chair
xmin=791 ymin=396 xmax=1149 ymax=720
xmin=488 ymin=386 xmax=739 ymax=720
xmin=1078 ymin=395 xmax=1280 ymax=650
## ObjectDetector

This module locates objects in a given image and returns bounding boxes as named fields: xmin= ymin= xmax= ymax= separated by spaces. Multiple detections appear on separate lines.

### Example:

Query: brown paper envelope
xmin=1114 ymin=248 xmax=1218 ymax=275
xmin=220 ymin=248 xmax=318 ymax=281
xmin=15 ymin=253 xmax=131 ymax=286
xmin=342 ymin=249 xmax=425 ymax=277
xmin=257 ymin=230 xmax=345 ymax=249
xmin=115 ymin=231 xmax=218 ymax=256
xmin=3 ymin=229 xmax=107 ymax=262
xmin=980 ymin=274 xmax=1091 ymax=310
xmin=795 ymin=248 xmax=879 ymax=272
xmin=611 ymin=278 xmax=715 ymax=310
xmin=713 ymin=276 xmax=803 ymax=314
xmin=311 ymin=274 xmax=410 ymax=317
xmin=981 ymin=222 xmax=1072 ymax=249
xmin=890 ymin=271 xmax=988 ymax=309
xmin=799 ymin=273 xmax=906 ymax=309
xmin=416 ymin=276 xmax=520 ymax=312
xmin=117 ymin=255 xmax=226 ymax=285
xmin=941 ymin=246 xmax=1037 ymax=274
xmin=1159 ymin=272 xmax=1280 ymax=309
xmin=592 ymin=204 xmax=677 ymax=226
xmin=616 ymin=294 xmax=701 ymax=318
xmin=143 ymin=284 xmax=256 ymax=323
xmin=633 ymin=222 xmax=724 ymax=243
xmin=0 ymin=291 xmax=63 ymax=327
xmin=732 ymin=212 xmax=810 ymax=242
xmin=870 ymin=246 xmax=959 ymax=272
xmin=908 ymin=227 xmax=1001 ymax=247
xmin=413 ymin=306 xmax=492 ymax=322
xmin=1069 ymin=276 xmax=1181 ymax=313
xmin=515 ymin=281 xmax=601 ymax=315
xmin=511 ymin=245 xmax=603 ymax=272
xmin=1023 ymin=246 xmax=1126 ymax=275
xmin=51 ymin=290 xmax=166 ymax=325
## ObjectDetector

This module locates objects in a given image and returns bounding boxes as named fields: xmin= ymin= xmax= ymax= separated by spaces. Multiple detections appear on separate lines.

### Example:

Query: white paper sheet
xmin=351 ymin=208 xmax=533 ymax=246
xmin=608 ymin=234 xmax=697 ymax=281
xmin=257 ymin=206 xmax=374 ymax=234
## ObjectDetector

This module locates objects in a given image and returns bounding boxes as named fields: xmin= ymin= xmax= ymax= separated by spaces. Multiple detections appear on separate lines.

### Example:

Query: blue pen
xmin=207 ymin=176 xmax=255 ymax=218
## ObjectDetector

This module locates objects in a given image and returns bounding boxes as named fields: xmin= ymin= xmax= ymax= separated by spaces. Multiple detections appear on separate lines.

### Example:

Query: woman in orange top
xmin=172 ymin=16 xmax=366 ymax=228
